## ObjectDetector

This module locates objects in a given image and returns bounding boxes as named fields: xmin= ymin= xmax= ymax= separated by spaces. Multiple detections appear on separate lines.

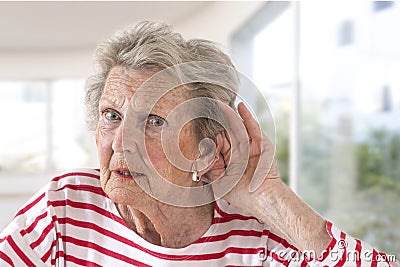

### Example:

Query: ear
xmin=197 ymin=132 xmax=224 ymax=177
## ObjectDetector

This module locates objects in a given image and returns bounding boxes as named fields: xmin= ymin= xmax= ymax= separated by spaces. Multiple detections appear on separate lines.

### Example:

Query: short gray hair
xmin=85 ymin=21 xmax=239 ymax=141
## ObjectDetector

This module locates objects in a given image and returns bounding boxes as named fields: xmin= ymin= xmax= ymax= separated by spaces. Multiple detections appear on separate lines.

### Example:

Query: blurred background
xmin=0 ymin=1 xmax=399 ymax=256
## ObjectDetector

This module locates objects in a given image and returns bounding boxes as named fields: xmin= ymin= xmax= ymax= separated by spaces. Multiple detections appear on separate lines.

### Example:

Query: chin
xmin=105 ymin=184 xmax=147 ymax=206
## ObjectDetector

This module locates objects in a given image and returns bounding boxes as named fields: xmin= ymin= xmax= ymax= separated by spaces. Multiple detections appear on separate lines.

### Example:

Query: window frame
xmin=231 ymin=1 xmax=300 ymax=191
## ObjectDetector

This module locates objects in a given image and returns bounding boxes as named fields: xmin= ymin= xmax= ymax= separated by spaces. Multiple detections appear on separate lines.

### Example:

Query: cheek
xmin=96 ymin=126 xmax=113 ymax=167
xmin=179 ymin=125 xmax=198 ymax=160
xmin=179 ymin=139 xmax=197 ymax=161
xmin=145 ymin=136 xmax=166 ymax=168
xmin=143 ymin=123 xmax=198 ymax=176
xmin=145 ymin=132 xmax=196 ymax=167
xmin=144 ymin=134 xmax=185 ymax=182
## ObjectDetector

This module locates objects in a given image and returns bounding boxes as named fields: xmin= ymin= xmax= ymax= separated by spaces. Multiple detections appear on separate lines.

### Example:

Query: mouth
xmin=113 ymin=168 xmax=145 ymax=179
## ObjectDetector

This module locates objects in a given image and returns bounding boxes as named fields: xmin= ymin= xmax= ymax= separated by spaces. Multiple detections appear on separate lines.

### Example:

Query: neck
xmin=117 ymin=202 xmax=214 ymax=248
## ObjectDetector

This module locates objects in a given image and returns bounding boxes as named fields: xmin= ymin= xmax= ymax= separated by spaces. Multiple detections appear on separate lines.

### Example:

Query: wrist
xmin=252 ymin=180 xmax=331 ymax=254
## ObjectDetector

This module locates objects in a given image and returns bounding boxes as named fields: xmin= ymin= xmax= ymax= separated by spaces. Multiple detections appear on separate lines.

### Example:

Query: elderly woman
xmin=0 ymin=22 xmax=397 ymax=267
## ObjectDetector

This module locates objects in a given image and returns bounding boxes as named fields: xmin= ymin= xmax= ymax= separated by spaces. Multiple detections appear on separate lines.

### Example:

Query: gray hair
xmin=85 ymin=21 xmax=239 ymax=141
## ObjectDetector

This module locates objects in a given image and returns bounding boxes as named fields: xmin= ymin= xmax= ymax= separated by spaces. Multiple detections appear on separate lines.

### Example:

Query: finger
xmin=208 ymin=156 xmax=226 ymax=181
xmin=237 ymin=102 xmax=262 ymax=143
xmin=221 ymin=104 xmax=249 ymax=146
xmin=221 ymin=130 xmax=232 ymax=164
xmin=248 ymin=136 xmax=276 ymax=192
xmin=217 ymin=131 xmax=229 ymax=155
xmin=237 ymin=102 xmax=263 ymax=159
xmin=212 ymin=162 xmax=244 ymax=199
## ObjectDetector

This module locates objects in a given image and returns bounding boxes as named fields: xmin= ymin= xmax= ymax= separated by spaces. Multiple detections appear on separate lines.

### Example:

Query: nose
xmin=112 ymin=125 xmax=124 ymax=153
xmin=112 ymin=121 xmax=141 ymax=154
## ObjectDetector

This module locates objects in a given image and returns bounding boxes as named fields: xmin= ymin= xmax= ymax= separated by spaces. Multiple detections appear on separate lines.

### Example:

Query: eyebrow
xmin=98 ymin=97 xmax=123 ymax=109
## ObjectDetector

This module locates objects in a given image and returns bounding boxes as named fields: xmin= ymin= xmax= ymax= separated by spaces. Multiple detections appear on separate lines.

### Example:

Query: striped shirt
xmin=0 ymin=169 xmax=395 ymax=266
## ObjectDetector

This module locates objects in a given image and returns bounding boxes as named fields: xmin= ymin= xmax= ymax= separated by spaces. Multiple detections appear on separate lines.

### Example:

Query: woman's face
xmin=96 ymin=66 xmax=200 ymax=206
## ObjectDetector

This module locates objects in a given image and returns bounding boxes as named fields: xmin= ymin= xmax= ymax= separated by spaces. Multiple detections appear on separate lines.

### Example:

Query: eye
xmin=146 ymin=114 xmax=165 ymax=127
xmin=103 ymin=109 xmax=121 ymax=121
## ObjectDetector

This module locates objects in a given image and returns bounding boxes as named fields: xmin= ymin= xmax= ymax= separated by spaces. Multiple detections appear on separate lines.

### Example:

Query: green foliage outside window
xmin=356 ymin=129 xmax=400 ymax=192
xmin=274 ymin=114 xmax=400 ymax=254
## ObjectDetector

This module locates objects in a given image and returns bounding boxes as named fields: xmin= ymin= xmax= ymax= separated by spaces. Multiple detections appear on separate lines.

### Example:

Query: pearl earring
xmin=192 ymin=171 xmax=200 ymax=182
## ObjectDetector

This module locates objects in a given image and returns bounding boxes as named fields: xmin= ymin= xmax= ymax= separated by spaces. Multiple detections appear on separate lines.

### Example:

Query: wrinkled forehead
xmin=103 ymin=66 xmax=189 ymax=112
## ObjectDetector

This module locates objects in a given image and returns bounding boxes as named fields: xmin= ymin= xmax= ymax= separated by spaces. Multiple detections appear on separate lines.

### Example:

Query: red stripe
xmin=65 ymin=254 xmax=102 ymax=267
xmin=14 ymin=171 xmax=100 ymax=218
xmin=378 ymin=252 xmax=390 ymax=266
xmin=269 ymin=250 xmax=290 ymax=266
xmin=194 ymin=229 xmax=266 ymax=243
xmin=30 ymin=218 xmax=54 ymax=250
xmin=59 ymin=217 xmax=264 ymax=261
xmin=41 ymin=232 xmax=61 ymax=263
xmin=63 ymin=233 xmax=258 ymax=263
xmin=51 ymin=250 xmax=64 ymax=266
xmin=214 ymin=201 xmax=259 ymax=222
xmin=355 ymin=239 xmax=362 ymax=267
xmin=181 ymin=246 xmax=262 ymax=261
xmin=334 ymin=232 xmax=347 ymax=267
xmin=214 ymin=200 xmax=226 ymax=216
xmin=20 ymin=211 xmax=48 ymax=236
xmin=42 ymin=231 xmax=62 ymax=263
xmin=55 ymin=184 xmax=107 ymax=197
xmin=315 ymin=221 xmax=336 ymax=262
xmin=58 ymin=217 xmax=163 ymax=259
xmin=14 ymin=192 xmax=45 ymax=218
xmin=300 ymin=258 xmax=308 ymax=267
xmin=0 ymin=251 xmax=14 ymax=266
xmin=213 ymin=216 xmax=259 ymax=224
xmin=7 ymin=236 xmax=35 ymax=266
xmin=50 ymin=199 xmax=126 ymax=225
xmin=63 ymin=236 xmax=151 ymax=266
xmin=371 ymin=250 xmax=379 ymax=267
xmin=51 ymin=171 xmax=100 ymax=182
xmin=326 ymin=221 xmax=333 ymax=236
xmin=268 ymin=231 xmax=298 ymax=252
xmin=41 ymin=240 xmax=54 ymax=263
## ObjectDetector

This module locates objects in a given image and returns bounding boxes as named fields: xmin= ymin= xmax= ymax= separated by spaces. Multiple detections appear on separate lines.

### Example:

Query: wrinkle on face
xmin=96 ymin=66 xmax=200 ymax=207
xmin=94 ymin=66 xmax=215 ymax=248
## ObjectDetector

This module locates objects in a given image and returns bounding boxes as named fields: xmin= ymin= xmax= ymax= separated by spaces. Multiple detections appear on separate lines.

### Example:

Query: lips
xmin=113 ymin=168 xmax=145 ymax=179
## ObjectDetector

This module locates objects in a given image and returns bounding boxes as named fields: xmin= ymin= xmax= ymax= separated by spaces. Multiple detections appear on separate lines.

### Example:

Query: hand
xmin=208 ymin=102 xmax=331 ymax=254
xmin=209 ymin=102 xmax=280 ymax=213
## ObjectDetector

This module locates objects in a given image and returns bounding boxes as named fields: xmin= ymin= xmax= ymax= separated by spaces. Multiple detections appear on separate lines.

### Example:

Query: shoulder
xmin=2 ymin=169 xmax=106 ymax=238
xmin=45 ymin=168 xmax=108 ymax=214
xmin=48 ymin=168 xmax=101 ymax=189
xmin=11 ymin=168 xmax=104 ymax=224
xmin=45 ymin=168 xmax=105 ymax=199
xmin=0 ymin=169 xmax=108 ymax=265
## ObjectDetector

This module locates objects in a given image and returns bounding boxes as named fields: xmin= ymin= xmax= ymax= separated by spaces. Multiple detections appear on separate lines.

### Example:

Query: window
xmin=0 ymin=80 xmax=97 ymax=176
xmin=232 ymin=1 xmax=293 ymax=184
xmin=0 ymin=82 xmax=48 ymax=174
xmin=373 ymin=1 xmax=394 ymax=12
xmin=232 ymin=1 xmax=400 ymax=255
xmin=0 ymin=80 xmax=98 ymax=230
xmin=252 ymin=6 xmax=293 ymax=184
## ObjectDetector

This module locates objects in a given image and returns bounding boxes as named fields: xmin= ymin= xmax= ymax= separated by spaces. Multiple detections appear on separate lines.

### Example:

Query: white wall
xmin=0 ymin=2 xmax=263 ymax=80
xmin=175 ymin=1 xmax=263 ymax=49
xmin=0 ymin=2 xmax=264 ymax=230
xmin=0 ymin=50 xmax=93 ymax=80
